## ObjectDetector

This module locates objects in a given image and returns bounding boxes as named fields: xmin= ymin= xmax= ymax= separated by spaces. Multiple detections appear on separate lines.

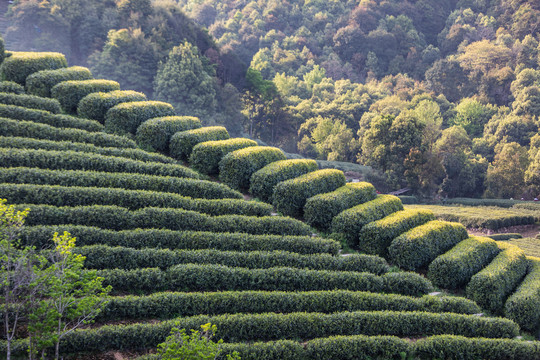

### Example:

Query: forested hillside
xmin=5 ymin=0 xmax=539 ymax=198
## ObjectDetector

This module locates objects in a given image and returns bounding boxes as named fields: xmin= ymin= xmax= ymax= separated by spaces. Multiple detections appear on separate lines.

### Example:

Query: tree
xmin=485 ymin=142 xmax=529 ymax=198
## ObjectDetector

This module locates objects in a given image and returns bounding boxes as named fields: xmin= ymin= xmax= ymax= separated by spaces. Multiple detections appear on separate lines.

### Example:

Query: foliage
xmin=77 ymin=90 xmax=148 ymax=124
xmin=485 ymin=142 xmax=530 ymax=198
xmin=0 ymin=82 xmax=25 ymax=94
xmin=0 ymin=52 xmax=67 ymax=85
xmin=170 ymin=126 xmax=230 ymax=161
xmin=51 ymin=79 xmax=120 ymax=114
xmin=0 ymin=92 xmax=62 ymax=113
xmin=505 ymin=258 xmax=540 ymax=331
xmin=26 ymin=66 xmax=93 ymax=98
xmin=104 ymin=101 xmax=176 ymax=136
xmin=190 ymin=138 xmax=258 ymax=175
xmin=136 ymin=116 xmax=202 ymax=153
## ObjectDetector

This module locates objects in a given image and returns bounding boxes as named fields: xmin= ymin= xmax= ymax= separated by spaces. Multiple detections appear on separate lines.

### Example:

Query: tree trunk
xmin=6 ymin=339 xmax=11 ymax=360
xmin=55 ymin=341 xmax=60 ymax=360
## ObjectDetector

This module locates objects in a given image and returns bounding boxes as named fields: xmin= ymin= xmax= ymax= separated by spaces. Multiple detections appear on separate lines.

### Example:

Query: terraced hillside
xmin=1 ymin=50 xmax=540 ymax=360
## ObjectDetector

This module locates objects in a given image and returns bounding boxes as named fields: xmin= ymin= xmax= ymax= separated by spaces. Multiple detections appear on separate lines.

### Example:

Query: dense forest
xmin=5 ymin=0 xmax=539 ymax=198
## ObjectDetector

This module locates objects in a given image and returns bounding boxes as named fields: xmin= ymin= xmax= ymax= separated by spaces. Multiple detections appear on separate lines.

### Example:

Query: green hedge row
xmin=445 ymin=198 xmax=521 ymax=208
xmin=98 ymin=290 xmax=481 ymax=322
xmin=249 ymin=159 xmax=319 ymax=203
xmin=357 ymin=209 xmax=435 ymax=257
xmin=190 ymin=138 xmax=258 ymax=175
xmin=0 ymin=183 xmax=270 ymax=216
xmin=274 ymin=169 xmax=347 ymax=218
xmin=100 ymin=264 xmax=432 ymax=295
xmin=388 ymin=220 xmax=469 ymax=271
xmin=488 ymin=233 xmax=523 ymax=240
xmin=0 ymin=118 xmax=136 ymax=148
xmin=0 ymin=103 xmax=103 ymax=132
xmin=0 ymin=91 xmax=61 ymax=113
xmin=220 ymin=146 xmax=287 ymax=191
xmin=136 ymin=116 xmax=201 ymax=152
xmin=20 ymin=204 xmax=312 ymax=235
xmin=51 ymin=79 xmax=120 ymax=113
xmin=427 ymin=236 xmax=500 ymax=289
xmin=0 ymin=148 xmax=201 ymax=179
xmin=0 ymin=51 xmax=67 ymax=85
xmin=26 ymin=66 xmax=93 ymax=97
xmin=105 ymin=101 xmax=175 ymax=136
xmin=505 ymin=257 xmax=540 ymax=331
xmin=77 ymin=246 xmax=388 ymax=274
xmin=78 ymin=90 xmax=147 ymax=123
xmin=0 ymin=167 xmax=240 ymax=199
xmin=0 ymin=136 xmax=175 ymax=164
xmin=331 ymin=195 xmax=404 ymax=247
xmin=20 ymin=226 xmax=339 ymax=255
xmin=170 ymin=126 xmax=230 ymax=160
xmin=304 ymin=182 xmax=377 ymax=231
xmin=0 ymin=81 xmax=25 ymax=94
xmin=466 ymin=243 xmax=529 ymax=314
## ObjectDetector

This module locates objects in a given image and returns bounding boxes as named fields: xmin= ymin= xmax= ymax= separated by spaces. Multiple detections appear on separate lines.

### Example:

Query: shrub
xmin=170 ymin=126 xmax=230 ymax=160
xmin=488 ymin=233 xmax=523 ymax=240
xmin=78 ymin=90 xmax=147 ymax=123
xmin=0 ymin=104 xmax=102 ymax=132
xmin=25 ymin=66 xmax=93 ymax=97
xmin=0 ymin=136 xmax=175 ymax=164
xmin=0 ymin=92 xmax=61 ymax=113
xmin=0 ymin=148 xmax=201 ymax=179
xmin=0 ymin=81 xmax=25 ymax=94
xmin=219 ymin=147 xmax=286 ymax=191
xmin=273 ymin=169 xmax=347 ymax=218
xmin=0 ymin=51 xmax=67 ymax=85
xmin=398 ymin=195 xmax=419 ymax=204
xmin=190 ymin=138 xmax=258 ymax=175
xmin=427 ymin=236 xmax=500 ymax=289
xmin=0 ymin=118 xmax=136 ymax=148
xmin=136 ymin=116 xmax=202 ymax=152
xmin=466 ymin=243 xmax=529 ymax=313
xmin=0 ymin=183 xmax=271 ymax=216
xmin=505 ymin=257 xmax=540 ymax=331
xmin=51 ymin=79 xmax=120 ymax=113
xmin=331 ymin=195 xmax=404 ymax=247
xmin=0 ymin=167 xmax=240 ymax=199
xmin=388 ymin=220 xmax=468 ymax=271
xmin=357 ymin=209 xmax=435 ymax=257
xmin=105 ymin=101 xmax=175 ymax=136
xmin=304 ymin=182 xmax=377 ymax=231
xmin=249 ymin=159 xmax=319 ymax=202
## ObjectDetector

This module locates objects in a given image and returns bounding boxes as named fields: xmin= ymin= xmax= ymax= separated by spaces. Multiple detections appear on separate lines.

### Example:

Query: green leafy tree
xmin=485 ymin=142 xmax=530 ymax=198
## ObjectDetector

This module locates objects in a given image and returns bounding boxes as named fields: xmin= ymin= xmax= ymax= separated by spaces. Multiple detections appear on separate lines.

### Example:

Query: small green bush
xmin=78 ymin=90 xmax=147 ymax=123
xmin=249 ymin=159 xmax=319 ymax=203
xmin=51 ymin=79 xmax=120 ymax=113
xmin=0 ymin=81 xmax=24 ymax=94
xmin=304 ymin=182 xmax=377 ymax=231
xmin=0 ymin=92 xmax=61 ymax=113
xmin=26 ymin=66 xmax=93 ymax=97
xmin=170 ymin=126 xmax=230 ymax=160
xmin=190 ymin=138 xmax=258 ymax=175
xmin=505 ymin=257 xmax=540 ymax=331
xmin=219 ymin=146 xmax=286 ymax=191
xmin=136 ymin=116 xmax=202 ymax=152
xmin=0 ymin=51 xmax=67 ymax=85
xmin=105 ymin=101 xmax=175 ymax=136
xmin=488 ymin=233 xmax=523 ymax=240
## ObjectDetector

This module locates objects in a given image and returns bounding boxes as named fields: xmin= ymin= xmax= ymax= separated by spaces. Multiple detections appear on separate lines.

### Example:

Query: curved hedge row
xmin=136 ymin=116 xmax=201 ymax=152
xmin=249 ymin=159 xmax=319 ymax=202
xmin=0 ymin=148 xmax=201 ymax=179
xmin=190 ymin=138 xmax=258 ymax=175
xmin=51 ymin=79 xmax=120 ymax=113
xmin=0 ymin=183 xmax=270 ymax=216
xmin=273 ymin=169 xmax=347 ymax=218
xmin=427 ymin=236 xmax=500 ymax=289
xmin=0 ymin=51 xmax=67 ymax=85
xmin=388 ymin=220 xmax=469 ymax=271
xmin=505 ymin=257 xmax=540 ymax=331
xmin=0 ymin=92 xmax=61 ymax=113
xmin=0 ymin=81 xmax=25 ymax=94
xmin=331 ymin=195 xmax=404 ymax=247
xmin=20 ymin=226 xmax=339 ymax=255
xmin=99 ymin=264 xmax=432 ymax=295
xmin=0 ymin=119 xmax=136 ymax=148
xmin=220 ymin=146 xmax=287 ymax=191
xmin=77 ymin=246 xmax=388 ymax=273
xmin=19 ymin=204 xmax=313 ymax=235
xmin=78 ymin=90 xmax=147 ymax=123
xmin=98 ymin=290 xmax=480 ymax=321
xmin=0 ymin=104 xmax=103 ymax=132
xmin=170 ymin=126 xmax=230 ymax=160
xmin=357 ymin=209 xmax=435 ymax=257
xmin=0 ymin=167 xmax=240 ymax=199
xmin=105 ymin=101 xmax=175 ymax=135
xmin=466 ymin=243 xmax=529 ymax=313
xmin=25 ymin=66 xmax=93 ymax=97
xmin=304 ymin=182 xmax=377 ymax=231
